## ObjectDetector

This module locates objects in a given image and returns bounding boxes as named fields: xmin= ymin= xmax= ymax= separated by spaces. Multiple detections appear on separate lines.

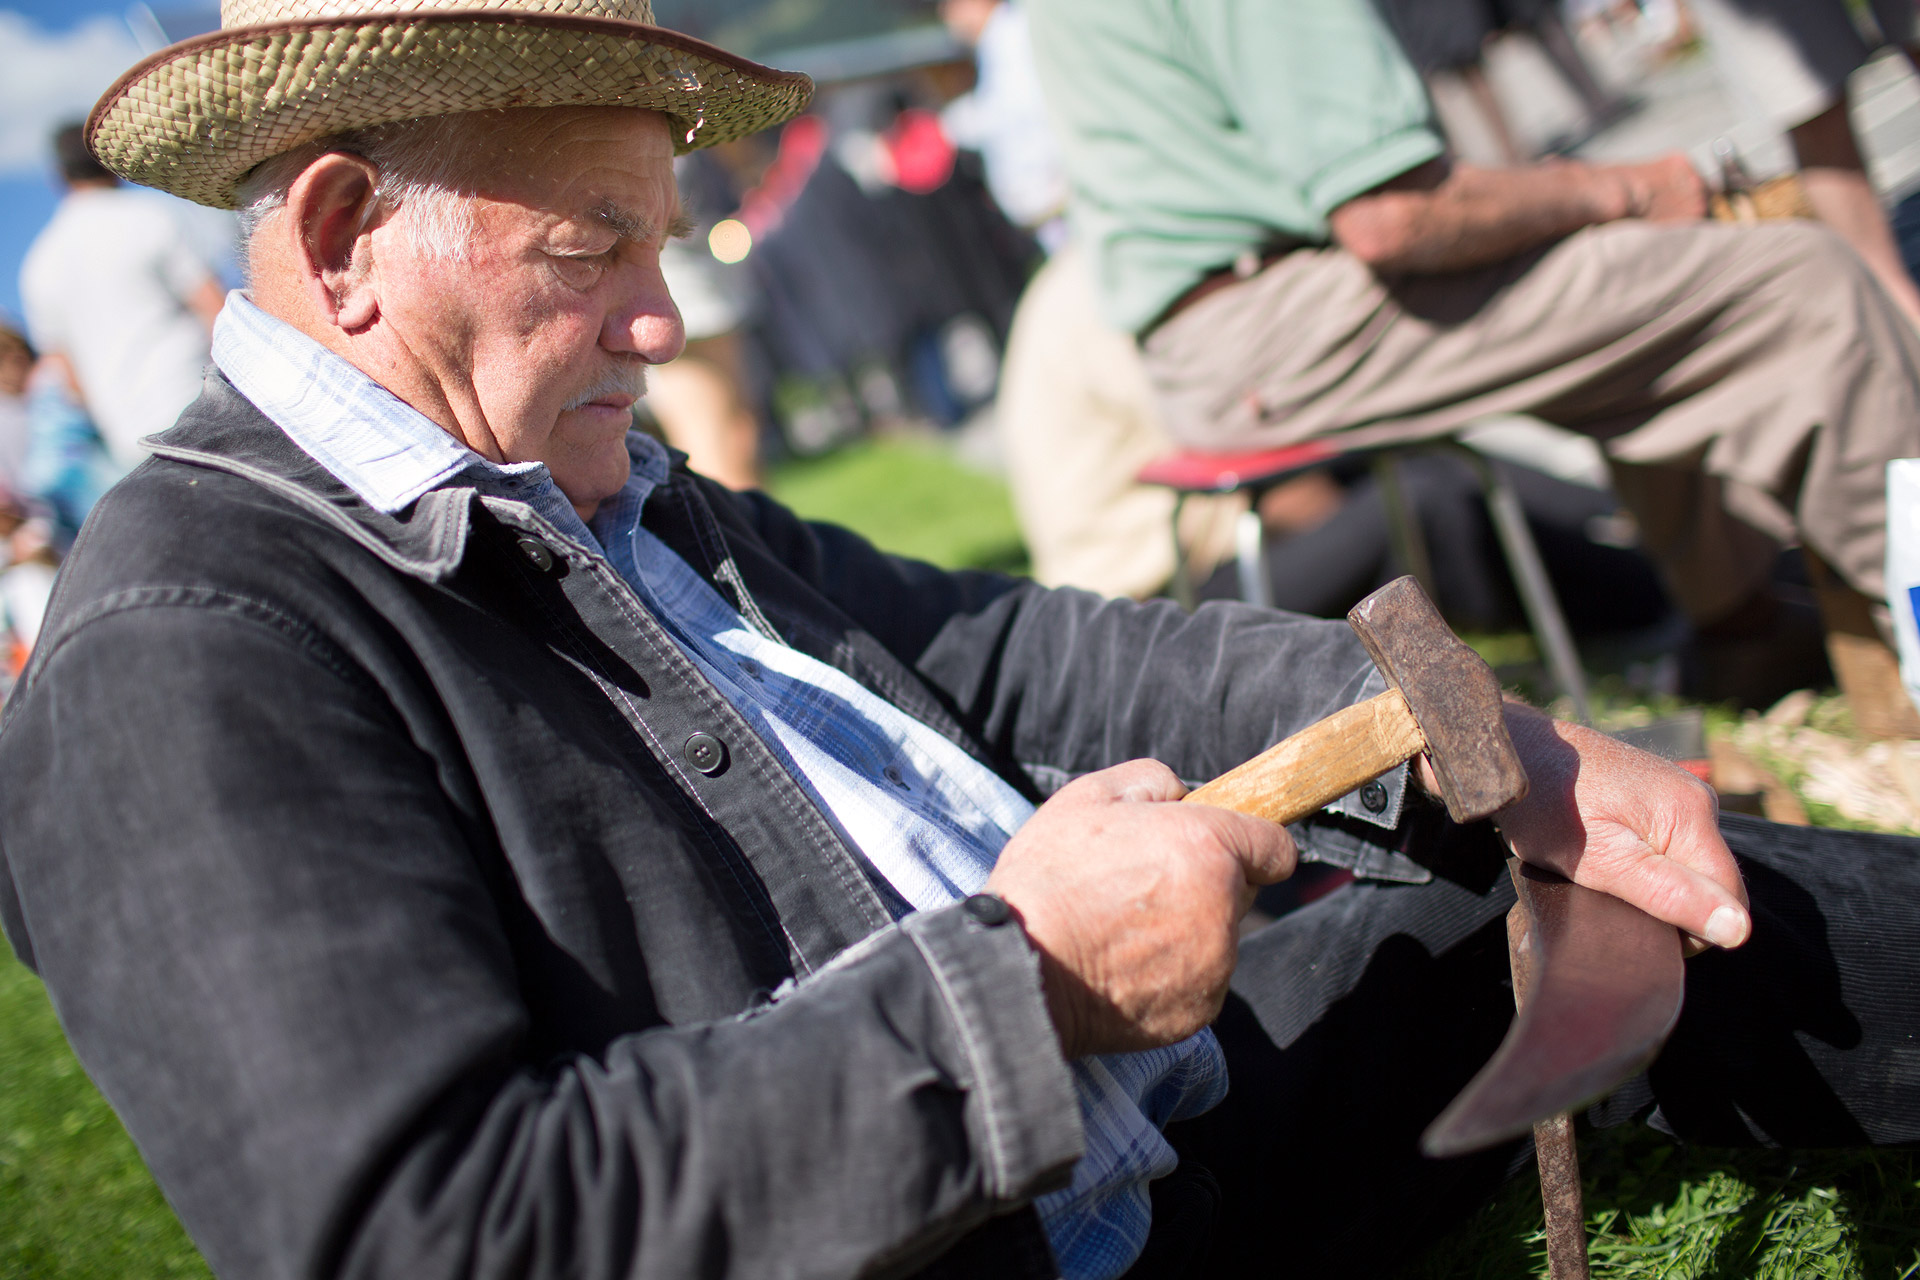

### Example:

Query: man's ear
xmin=285 ymin=152 xmax=385 ymax=332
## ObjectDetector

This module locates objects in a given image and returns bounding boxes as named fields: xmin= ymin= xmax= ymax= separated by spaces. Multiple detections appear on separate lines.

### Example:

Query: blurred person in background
xmin=936 ymin=0 xmax=1071 ymax=249
xmin=1581 ymin=0 xmax=1699 ymax=57
xmin=984 ymin=0 xmax=1669 ymax=633
xmin=1688 ymin=0 xmax=1920 ymax=327
xmin=1378 ymin=0 xmax=1629 ymax=164
xmin=645 ymin=153 xmax=766 ymax=490
xmin=20 ymin=352 xmax=121 ymax=545
xmin=1 ymin=319 xmax=114 ymax=547
xmin=1379 ymin=0 xmax=1531 ymax=166
xmin=0 ymin=324 xmax=31 ymax=498
xmin=0 ymin=327 xmax=60 ymax=685
xmin=933 ymin=0 xmax=1243 ymax=601
xmin=1031 ymin=0 xmax=1920 ymax=732
xmin=19 ymin=123 xmax=224 ymax=473
xmin=0 ymin=496 xmax=58 ymax=684
xmin=1501 ymin=0 xmax=1633 ymax=138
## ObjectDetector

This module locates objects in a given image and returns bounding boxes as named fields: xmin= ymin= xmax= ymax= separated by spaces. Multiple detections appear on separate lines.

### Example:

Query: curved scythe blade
xmin=1421 ymin=860 xmax=1686 ymax=1158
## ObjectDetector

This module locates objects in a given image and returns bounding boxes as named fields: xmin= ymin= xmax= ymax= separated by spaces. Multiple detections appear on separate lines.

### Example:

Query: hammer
xmin=1186 ymin=576 xmax=1685 ymax=1279
xmin=1183 ymin=575 xmax=1528 ymax=827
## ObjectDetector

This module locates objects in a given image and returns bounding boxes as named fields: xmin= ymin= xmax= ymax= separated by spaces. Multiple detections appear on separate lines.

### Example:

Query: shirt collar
xmin=212 ymin=291 xmax=476 ymax=513
xmin=210 ymin=291 xmax=671 ymax=522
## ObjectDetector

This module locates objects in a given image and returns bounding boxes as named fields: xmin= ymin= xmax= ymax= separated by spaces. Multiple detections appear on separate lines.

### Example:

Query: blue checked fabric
xmin=213 ymin=293 xmax=1229 ymax=1280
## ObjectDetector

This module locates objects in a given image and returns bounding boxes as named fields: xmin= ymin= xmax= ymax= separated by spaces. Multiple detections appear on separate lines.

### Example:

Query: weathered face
xmin=371 ymin=107 xmax=686 ymax=515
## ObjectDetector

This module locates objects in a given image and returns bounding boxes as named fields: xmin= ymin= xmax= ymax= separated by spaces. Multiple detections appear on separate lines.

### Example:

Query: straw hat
xmin=87 ymin=0 xmax=815 ymax=210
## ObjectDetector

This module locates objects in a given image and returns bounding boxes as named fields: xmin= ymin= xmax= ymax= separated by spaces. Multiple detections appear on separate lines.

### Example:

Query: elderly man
xmin=2 ymin=3 xmax=1917 ymax=1278
xmin=1028 ymin=0 xmax=1920 ymax=729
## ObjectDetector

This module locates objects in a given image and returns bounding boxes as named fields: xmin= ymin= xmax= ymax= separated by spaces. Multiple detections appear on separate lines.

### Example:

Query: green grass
xmin=0 ymin=951 xmax=210 ymax=1280
xmin=766 ymin=434 xmax=1029 ymax=573
xmin=1400 ymin=1124 xmax=1920 ymax=1279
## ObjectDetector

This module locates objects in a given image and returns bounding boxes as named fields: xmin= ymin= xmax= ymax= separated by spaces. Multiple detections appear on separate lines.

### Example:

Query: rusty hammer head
xmin=1347 ymin=577 xmax=1529 ymax=823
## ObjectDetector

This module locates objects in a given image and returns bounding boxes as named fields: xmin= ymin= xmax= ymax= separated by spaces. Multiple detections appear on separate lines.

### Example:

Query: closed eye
xmin=545 ymin=247 xmax=617 ymax=290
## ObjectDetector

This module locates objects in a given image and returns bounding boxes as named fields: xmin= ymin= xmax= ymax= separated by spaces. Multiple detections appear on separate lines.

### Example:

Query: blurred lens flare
xmin=708 ymin=219 xmax=752 ymax=264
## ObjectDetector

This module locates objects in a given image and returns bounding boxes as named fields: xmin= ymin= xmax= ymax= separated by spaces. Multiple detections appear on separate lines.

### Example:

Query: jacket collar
xmin=149 ymin=370 xmax=479 ymax=583
xmin=154 ymin=367 xmax=1014 ymax=802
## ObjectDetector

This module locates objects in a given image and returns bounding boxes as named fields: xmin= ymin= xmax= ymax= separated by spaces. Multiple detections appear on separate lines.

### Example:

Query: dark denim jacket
xmin=0 ymin=375 xmax=1407 ymax=1280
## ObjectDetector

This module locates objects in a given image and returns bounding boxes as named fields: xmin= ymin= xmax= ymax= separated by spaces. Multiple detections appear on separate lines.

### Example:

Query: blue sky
xmin=0 ymin=3 xmax=225 ymax=329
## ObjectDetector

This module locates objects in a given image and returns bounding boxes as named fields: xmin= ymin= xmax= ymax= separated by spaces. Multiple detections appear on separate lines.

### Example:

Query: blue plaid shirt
xmin=213 ymin=293 xmax=1228 ymax=1280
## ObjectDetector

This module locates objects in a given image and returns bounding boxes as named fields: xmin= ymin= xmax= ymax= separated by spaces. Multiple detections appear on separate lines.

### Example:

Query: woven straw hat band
xmin=88 ymin=1 xmax=809 ymax=209
xmin=221 ymin=0 xmax=655 ymax=25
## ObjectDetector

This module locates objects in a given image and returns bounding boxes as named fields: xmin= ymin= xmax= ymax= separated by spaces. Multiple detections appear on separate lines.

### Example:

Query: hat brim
xmin=88 ymin=10 xmax=814 ymax=209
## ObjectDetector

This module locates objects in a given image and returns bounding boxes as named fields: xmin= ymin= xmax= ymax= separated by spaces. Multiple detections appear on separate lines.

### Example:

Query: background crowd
xmin=6 ymin=0 xmax=1920 ymax=730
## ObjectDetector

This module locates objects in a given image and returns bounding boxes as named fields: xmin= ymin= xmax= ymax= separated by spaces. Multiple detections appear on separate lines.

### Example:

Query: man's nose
xmin=604 ymin=265 xmax=686 ymax=365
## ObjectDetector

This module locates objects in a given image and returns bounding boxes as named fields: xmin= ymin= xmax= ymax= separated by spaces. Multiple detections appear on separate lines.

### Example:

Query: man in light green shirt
xmin=1032 ymin=0 xmax=1448 ymax=334
xmin=1030 ymin=0 xmax=1920 ymax=722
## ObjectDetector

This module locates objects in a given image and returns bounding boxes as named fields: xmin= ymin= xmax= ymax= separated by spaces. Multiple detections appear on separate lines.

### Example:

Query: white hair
xmin=234 ymin=114 xmax=488 ymax=280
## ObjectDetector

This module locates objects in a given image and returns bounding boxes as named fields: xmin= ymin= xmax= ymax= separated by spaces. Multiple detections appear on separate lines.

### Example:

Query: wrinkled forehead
xmin=352 ymin=106 xmax=677 ymax=247
xmin=433 ymin=105 xmax=676 ymax=190
xmin=468 ymin=111 xmax=682 ymax=241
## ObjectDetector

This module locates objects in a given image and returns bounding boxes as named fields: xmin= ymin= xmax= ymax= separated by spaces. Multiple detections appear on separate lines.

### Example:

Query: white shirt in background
xmin=20 ymin=187 xmax=217 ymax=467
xmin=941 ymin=2 xmax=1071 ymax=243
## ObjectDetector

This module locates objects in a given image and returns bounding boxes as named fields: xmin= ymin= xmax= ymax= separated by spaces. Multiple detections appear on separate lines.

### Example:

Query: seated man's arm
xmin=0 ymin=603 xmax=1096 ymax=1280
xmin=725 ymin=482 xmax=1744 ymax=954
xmin=1326 ymin=155 xmax=1708 ymax=276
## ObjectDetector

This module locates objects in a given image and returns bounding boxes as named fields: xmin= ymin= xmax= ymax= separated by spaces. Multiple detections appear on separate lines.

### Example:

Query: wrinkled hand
xmin=1471 ymin=703 xmax=1750 ymax=956
xmin=1607 ymin=153 xmax=1709 ymax=223
xmin=985 ymin=760 xmax=1296 ymax=1060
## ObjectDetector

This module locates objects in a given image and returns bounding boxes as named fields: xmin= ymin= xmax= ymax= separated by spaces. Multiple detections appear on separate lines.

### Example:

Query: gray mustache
xmin=564 ymin=364 xmax=649 ymax=411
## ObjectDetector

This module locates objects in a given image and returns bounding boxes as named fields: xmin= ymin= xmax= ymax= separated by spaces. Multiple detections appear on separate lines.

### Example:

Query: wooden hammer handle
xmin=1183 ymin=688 xmax=1425 ymax=827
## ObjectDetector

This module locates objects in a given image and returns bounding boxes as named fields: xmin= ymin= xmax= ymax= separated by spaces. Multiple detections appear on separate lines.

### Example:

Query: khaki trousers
xmin=1142 ymin=219 xmax=1920 ymax=623
xmin=999 ymin=245 xmax=1239 ymax=600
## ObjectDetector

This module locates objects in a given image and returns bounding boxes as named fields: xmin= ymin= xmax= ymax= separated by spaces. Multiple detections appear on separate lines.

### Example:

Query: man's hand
xmin=1603 ymin=153 xmax=1709 ymax=223
xmin=1475 ymin=704 xmax=1750 ymax=956
xmin=985 ymin=760 xmax=1296 ymax=1060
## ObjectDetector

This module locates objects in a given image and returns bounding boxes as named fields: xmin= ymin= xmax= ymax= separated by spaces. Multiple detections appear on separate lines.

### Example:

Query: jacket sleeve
xmin=0 ymin=600 xmax=1080 ymax=1280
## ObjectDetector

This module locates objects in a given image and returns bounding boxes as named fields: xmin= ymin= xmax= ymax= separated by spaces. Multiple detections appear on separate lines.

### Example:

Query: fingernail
xmin=1703 ymin=905 xmax=1749 ymax=949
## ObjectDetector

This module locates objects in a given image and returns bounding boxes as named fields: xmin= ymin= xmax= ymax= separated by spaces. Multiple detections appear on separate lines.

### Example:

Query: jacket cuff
xmin=902 ymin=903 xmax=1084 ymax=1204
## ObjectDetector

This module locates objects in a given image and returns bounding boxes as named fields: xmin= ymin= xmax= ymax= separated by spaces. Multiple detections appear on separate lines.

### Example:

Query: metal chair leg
xmin=1371 ymin=453 xmax=1436 ymax=601
xmin=1234 ymin=507 xmax=1273 ymax=609
xmin=1169 ymin=492 xmax=1196 ymax=611
xmin=1458 ymin=447 xmax=1593 ymax=724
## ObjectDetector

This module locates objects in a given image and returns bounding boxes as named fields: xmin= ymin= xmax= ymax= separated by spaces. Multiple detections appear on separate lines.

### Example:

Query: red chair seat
xmin=1135 ymin=441 xmax=1340 ymax=493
